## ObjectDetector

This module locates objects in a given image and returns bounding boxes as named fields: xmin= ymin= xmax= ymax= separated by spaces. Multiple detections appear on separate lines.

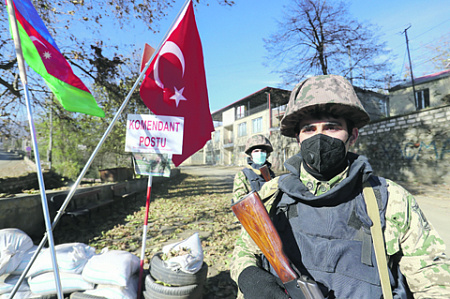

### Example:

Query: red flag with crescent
xmin=139 ymin=0 xmax=214 ymax=167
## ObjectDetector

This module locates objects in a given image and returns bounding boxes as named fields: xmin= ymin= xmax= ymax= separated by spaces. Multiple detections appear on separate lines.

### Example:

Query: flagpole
xmin=5 ymin=1 xmax=64 ymax=299
xmin=10 ymin=0 xmax=194 ymax=295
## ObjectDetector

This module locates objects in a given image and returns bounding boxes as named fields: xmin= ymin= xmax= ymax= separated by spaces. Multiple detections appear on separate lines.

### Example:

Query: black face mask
xmin=300 ymin=134 xmax=349 ymax=175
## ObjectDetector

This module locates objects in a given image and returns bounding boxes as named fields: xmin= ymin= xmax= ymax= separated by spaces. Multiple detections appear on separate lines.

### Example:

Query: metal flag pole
xmin=137 ymin=175 xmax=153 ymax=299
xmin=5 ymin=1 xmax=64 ymax=298
xmin=9 ymin=0 xmax=193 ymax=297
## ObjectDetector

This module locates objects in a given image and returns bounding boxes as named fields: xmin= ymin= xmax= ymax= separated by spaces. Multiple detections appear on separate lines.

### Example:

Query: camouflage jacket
xmin=230 ymin=156 xmax=450 ymax=299
xmin=232 ymin=160 xmax=274 ymax=204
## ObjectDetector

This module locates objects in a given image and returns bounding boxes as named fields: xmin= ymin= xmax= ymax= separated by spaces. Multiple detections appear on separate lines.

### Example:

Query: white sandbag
xmin=84 ymin=274 xmax=139 ymax=299
xmin=11 ymin=245 xmax=39 ymax=275
xmin=28 ymin=272 xmax=94 ymax=295
xmin=0 ymin=290 xmax=32 ymax=299
xmin=27 ymin=243 xmax=96 ymax=277
xmin=0 ymin=274 xmax=30 ymax=294
xmin=82 ymin=250 xmax=139 ymax=287
xmin=0 ymin=229 xmax=34 ymax=276
xmin=162 ymin=232 xmax=204 ymax=274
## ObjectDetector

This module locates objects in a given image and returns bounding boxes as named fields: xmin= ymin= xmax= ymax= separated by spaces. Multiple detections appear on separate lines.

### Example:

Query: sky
xmin=12 ymin=0 xmax=449 ymax=119
xmin=122 ymin=0 xmax=450 ymax=114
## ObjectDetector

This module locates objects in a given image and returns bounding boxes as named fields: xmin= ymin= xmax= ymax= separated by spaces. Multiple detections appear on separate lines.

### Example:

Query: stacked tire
xmin=143 ymin=252 xmax=208 ymax=299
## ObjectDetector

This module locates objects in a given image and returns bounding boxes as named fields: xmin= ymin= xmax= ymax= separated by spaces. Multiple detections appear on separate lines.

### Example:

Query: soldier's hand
xmin=238 ymin=266 xmax=289 ymax=299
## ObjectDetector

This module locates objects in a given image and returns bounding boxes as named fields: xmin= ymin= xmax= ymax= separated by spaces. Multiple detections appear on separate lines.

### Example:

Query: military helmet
xmin=280 ymin=75 xmax=370 ymax=137
xmin=244 ymin=134 xmax=273 ymax=155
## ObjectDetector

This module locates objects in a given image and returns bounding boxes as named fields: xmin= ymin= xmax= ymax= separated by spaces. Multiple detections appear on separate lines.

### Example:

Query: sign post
xmin=125 ymin=114 xmax=182 ymax=298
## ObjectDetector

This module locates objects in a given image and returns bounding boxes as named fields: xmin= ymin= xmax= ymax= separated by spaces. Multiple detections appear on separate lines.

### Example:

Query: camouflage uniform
xmin=232 ymin=135 xmax=274 ymax=203
xmin=230 ymin=75 xmax=450 ymax=298
xmin=232 ymin=166 xmax=259 ymax=203
xmin=231 ymin=161 xmax=450 ymax=298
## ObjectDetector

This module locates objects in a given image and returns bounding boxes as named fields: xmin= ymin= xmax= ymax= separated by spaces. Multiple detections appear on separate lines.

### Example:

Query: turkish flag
xmin=139 ymin=0 xmax=214 ymax=167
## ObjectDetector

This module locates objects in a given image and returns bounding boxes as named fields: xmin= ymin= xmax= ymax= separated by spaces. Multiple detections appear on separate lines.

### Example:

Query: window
xmin=252 ymin=117 xmax=262 ymax=133
xmin=415 ymin=89 xmax=430 ymax=110
xmin=237 ymin=105 xmax=246 ymax=119
xmin=238 ymin=122 xmax=247 ymax=137
xmin=214 ymin=131 xmax=220 ymax=143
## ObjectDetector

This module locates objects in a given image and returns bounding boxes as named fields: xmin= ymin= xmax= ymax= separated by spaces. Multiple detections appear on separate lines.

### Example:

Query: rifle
xmin=231 ymin=191 xmax=324 ymax=299
xmin=259 ymin=165 xmax=271 ymax=182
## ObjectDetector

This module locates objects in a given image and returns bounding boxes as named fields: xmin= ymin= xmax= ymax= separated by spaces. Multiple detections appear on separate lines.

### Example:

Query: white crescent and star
xmin=153 ymin=41 xmax=187 ymax=107
xmin=30 ymin=36 xmax=52 ymax=59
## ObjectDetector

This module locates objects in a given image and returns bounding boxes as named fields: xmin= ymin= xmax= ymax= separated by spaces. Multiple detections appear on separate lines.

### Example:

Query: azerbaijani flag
xmin=6 ymin=0 xmax=105 ymax=117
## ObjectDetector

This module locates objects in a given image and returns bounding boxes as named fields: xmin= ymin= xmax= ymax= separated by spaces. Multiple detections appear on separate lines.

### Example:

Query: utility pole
xmin=403 ymin=26 xmax=418 ymax=109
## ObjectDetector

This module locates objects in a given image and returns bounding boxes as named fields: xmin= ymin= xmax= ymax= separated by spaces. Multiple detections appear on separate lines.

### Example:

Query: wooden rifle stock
xmin=259 ymin=165 xmax=271 ymax=182
xmin=232 ymin=191 xmax=324 ymax=299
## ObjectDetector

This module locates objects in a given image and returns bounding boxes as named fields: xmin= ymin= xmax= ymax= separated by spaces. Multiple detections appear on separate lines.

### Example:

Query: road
xmin=179 ymin=165 xmax=450 ymax=255
xmin=413 ymin=191 xmax=450 ymax=256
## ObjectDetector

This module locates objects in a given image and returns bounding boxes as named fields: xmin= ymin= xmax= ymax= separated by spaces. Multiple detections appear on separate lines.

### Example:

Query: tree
xmin=426 ymin=33 xmax=450 ymax=72
xmin=0 ymin=0 xmax=235 ymax=178
xmin=264 ymin=0 xmax=393 ymax=90
xmin=0 ymin=0 xmax=234 ymax=138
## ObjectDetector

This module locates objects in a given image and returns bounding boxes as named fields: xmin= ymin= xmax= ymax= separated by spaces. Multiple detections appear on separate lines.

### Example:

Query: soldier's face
xmin=297 ymin=116 xmax=358 ymax=151
xmin=251 ymin=149 xmax=267 ymax=154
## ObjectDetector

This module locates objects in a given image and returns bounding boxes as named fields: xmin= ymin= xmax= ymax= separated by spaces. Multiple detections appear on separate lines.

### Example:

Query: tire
xmin=143 ymin=274 xmax=203 ymax=299
xmin=150 ymin=252 xmax=208 ymax=286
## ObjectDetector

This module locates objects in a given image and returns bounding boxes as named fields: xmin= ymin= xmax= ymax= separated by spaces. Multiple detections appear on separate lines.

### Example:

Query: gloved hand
xmin=238 ymin=266 xmax=289 ymax=299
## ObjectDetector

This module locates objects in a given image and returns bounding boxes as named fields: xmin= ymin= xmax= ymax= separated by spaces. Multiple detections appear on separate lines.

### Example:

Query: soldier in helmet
xmin=231 ymin=75 xmax=450 ymax=299
xmin=232 ymin=134 xmax=276 ymax=204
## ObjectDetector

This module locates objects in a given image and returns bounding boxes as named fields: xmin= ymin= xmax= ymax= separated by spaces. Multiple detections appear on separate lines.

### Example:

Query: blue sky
xmin=49 ymin=0 xmax=450 ymax=114
xmin=147 ymin=0 xmax=448 ymax=113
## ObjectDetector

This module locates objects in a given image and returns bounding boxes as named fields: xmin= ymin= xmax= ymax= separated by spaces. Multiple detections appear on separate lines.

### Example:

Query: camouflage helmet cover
xmin=244 ymin=134 xmax=273 ymax=155
xmin=280 ymin=75 xmax=370 ymax=137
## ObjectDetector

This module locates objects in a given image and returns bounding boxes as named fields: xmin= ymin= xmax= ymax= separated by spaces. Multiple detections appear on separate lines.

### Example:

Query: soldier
xmin=232 ymin=134 xmax=276 ymax=204
xmin=230 ymin=75 xmax=450 ymax=299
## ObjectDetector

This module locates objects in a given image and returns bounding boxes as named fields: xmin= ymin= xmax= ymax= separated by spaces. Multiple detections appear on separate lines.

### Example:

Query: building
xmin=206 ymin=87 xmax=290 ymax=167
xmin=183 ymin=83 xmax=389 ymax=170
xmin=389 ymin=69 xmax=450 ymax=117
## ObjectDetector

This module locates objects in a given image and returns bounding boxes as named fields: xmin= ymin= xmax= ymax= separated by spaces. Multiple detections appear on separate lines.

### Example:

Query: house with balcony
xmin=183 ymin=83 xmax=389 ymax=169
xmin=388 ymin=69 xmax=450 ymax=116
xmin=206 ymin=87 xmax=290 ymax=166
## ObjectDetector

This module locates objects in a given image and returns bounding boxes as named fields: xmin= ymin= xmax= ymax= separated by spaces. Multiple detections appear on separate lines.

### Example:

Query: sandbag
xmin=82 ymin=250 xmax=139 ymax=287
xmin=28 ymin=272 xmax=95 ymax=295
xmin=0 ymin=229 xmax=34 ymax=276
xmin=27 ymin=243 xmax=96 ymax=277
xmin=11 ymin=245 xmax=39 ymax=275
xmin=162 ymin=232 xmax=204 ymax=274
xmin=83 ymin=274 xmax=139 ymax=299
xmin=0 ymin=274 xmax=30 ymax=294
xmin=0 ymin=290 xmax=32 ymax=298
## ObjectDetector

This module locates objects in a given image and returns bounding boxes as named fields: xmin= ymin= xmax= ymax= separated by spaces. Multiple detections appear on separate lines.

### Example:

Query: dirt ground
xmin=49 ymin=165 xmax=243 ymax=299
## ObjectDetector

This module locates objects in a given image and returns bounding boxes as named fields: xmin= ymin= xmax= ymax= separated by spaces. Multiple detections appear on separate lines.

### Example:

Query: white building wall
xmin=390 ymin=77 xmax=450 ymax=116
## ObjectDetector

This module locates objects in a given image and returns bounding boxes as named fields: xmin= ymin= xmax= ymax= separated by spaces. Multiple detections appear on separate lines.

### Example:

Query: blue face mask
xmin=251 ymin=152 xmax=267 ymax=165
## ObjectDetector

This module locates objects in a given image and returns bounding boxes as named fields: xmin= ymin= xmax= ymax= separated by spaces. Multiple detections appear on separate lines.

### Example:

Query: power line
xmin=409 ymin=18 xmax=450 ymax=41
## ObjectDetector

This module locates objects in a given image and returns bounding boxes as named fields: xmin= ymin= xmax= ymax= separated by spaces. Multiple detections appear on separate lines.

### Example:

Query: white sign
xmin=125 ymin=114 xmax=184 ymax=154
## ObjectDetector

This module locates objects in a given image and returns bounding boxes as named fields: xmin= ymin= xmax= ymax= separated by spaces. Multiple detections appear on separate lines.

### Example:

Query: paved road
xmin=413 ymin=191 xmax=450 ymax=256
xmin=179 ymin=165 xmax=450 ymax=255
xmin=0 ymin=148 xmax=34 ymax=178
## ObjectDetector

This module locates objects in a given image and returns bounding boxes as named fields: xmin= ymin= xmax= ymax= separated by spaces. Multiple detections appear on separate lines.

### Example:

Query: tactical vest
xmin=242 ymin=168 xmax=266 ymax=192
xmin=262 ymin=154 xmax=412 ymax=298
